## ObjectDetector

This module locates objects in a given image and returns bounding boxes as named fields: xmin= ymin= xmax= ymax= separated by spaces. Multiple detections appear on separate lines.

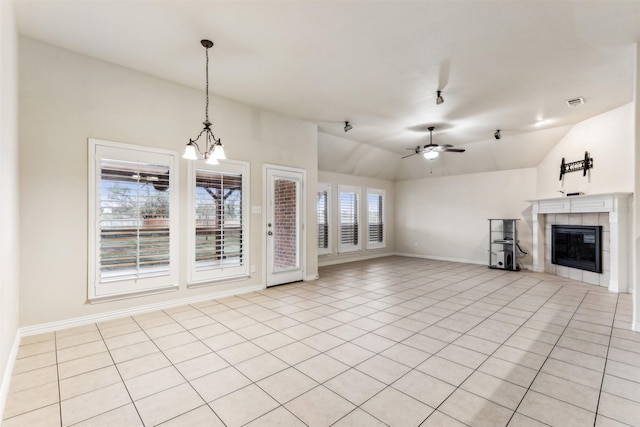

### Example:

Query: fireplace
xmin=552 ymin=225 xmax=602 ymax=273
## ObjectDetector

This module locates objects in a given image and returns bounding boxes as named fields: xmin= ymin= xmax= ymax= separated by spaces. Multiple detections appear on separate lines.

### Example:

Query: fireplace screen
xmin=551 ymin=225 xmax=602 ymax=273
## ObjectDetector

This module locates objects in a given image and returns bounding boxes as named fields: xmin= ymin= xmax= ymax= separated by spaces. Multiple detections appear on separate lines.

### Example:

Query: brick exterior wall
xmin=273 ymin=179 xmax=298 ymax=271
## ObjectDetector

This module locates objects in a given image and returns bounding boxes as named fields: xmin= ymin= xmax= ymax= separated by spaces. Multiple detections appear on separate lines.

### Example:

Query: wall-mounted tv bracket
xmin=559 ymin=151 xmax=593 ymax=181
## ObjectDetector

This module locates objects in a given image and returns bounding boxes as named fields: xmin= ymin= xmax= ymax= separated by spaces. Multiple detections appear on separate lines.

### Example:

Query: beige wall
xmin=0 ymin=0 xmax=20 ymax=415
xmin=317 ymin=170 xmax=395 ymax=266
xmin=18 ymin=38 xmax=317 ymax=327
xmin=536 ymin=103 xmax=634 ymax=198
xmin=395 ymin=168 xmax=537 ymax=267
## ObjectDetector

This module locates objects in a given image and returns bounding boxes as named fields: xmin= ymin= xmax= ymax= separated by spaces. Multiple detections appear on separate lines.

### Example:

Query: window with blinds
xmin=89 ymin=139 xmax=179 ymax=300
xmin=317 ymin=183 xmax=331 ymax=255
xmin=367 ymin=188 xmax=385 ymax=249
xmin=188 ymin=161 xmax=249 ymax=285
xmin=338 ymin=185 xmax=361 ymax=252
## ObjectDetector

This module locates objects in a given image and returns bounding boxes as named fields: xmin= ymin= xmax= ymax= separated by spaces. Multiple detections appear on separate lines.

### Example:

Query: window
xmin=88 ymin=139 xmax=179 ymax=300
xmin=317 ymin=183 xmax=331 ymax=255
xmin=338 ymin=185 xmax=361 ymax=253
xmin=367 ymin=188 xmax=386 ymax=249
xmin=188 ymin=160 xmax=249 ymax=285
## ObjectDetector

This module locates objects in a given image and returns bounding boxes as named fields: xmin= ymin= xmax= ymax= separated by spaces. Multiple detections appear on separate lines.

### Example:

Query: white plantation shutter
xmin=367 ymin=188 xmax=385 ymax=249
xmin=99 ymin=160 xmax=170 ymax=281
xmin=89 ymin=139 xmax=179 ymax=300
xmin=338 ymin=185 xmax=361 ymax=252
xmin=317 ymin=183 xmax=331 ymax=255
xmin=188 ymin=161 xmax=249 ymax=284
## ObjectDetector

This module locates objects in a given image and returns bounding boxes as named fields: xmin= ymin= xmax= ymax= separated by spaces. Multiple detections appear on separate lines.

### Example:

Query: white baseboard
xmin=318 ymin=251 xmax=393 ymax=267
xmin=0 ymin=332 xmax=20 ymax=422
xmin=304 ymin=274 xmax=320 ymax=281
xmin=393 ymin=252 xmax=486 ymax=266
xmin=19 ymin=283 xmax=264 ymax=337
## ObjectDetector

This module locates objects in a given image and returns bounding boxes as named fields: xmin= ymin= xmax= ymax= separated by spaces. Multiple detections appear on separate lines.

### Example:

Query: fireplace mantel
xmin=528 ymin=193 xmax=632 ymax=292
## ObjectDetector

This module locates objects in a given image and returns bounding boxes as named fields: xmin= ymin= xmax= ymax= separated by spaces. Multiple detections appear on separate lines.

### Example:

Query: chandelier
xmin=183 ymin=39 xmax=226 ymax=164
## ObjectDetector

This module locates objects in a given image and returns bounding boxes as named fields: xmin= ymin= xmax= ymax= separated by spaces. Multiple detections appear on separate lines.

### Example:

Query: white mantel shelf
xmin=528 ymin=193 xmax=632 ymax=293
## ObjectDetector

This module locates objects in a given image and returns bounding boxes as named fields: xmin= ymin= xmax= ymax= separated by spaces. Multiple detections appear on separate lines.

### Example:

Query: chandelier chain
xmin=205 ymin=45 xmax=209 ymax=123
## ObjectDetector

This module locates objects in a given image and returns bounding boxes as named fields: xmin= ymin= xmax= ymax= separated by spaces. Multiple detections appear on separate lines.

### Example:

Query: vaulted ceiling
xmin=14 ymin=1 xmax=640 ymax=180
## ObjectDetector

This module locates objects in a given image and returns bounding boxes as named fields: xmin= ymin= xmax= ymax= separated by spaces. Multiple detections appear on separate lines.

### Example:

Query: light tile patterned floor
xmin=3 ymin=256 xmax=640 ymax=426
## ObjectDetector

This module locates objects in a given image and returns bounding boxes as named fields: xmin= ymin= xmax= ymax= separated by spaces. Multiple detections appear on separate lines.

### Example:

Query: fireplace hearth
xmin=552 ymin=225 xmax=602 ymax=273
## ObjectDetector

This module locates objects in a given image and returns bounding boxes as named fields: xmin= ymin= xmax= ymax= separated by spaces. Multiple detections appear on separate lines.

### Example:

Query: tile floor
xmin=3 ymin=256 xmax=640 ymax=426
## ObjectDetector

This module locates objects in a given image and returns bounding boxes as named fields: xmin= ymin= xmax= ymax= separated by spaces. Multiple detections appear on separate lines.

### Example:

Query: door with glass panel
xmin=265 ymin=167 xmax=304 ymax=287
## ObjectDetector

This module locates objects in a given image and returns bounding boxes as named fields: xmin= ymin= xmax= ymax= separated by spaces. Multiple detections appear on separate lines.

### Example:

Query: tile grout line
xmin=591 ymin=293 xmax=619 ymax=427
xmin=506 ymin=288 xmax=593 ymax=425
xmin=424 ymin=276 xmax=568 ymax=426
xmin=95 ymin=318 xmax=146 ymax=427
xmin=55 ymin=331 xmax=62 ymax=427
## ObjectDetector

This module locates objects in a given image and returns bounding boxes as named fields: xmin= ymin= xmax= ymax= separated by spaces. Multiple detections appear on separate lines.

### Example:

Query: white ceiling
xmin=14 ymin=0 xmax=640 ymax=179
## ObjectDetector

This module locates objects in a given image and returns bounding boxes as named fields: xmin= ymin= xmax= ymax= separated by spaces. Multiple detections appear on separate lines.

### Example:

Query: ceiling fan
xmin=403 ymin=126 xmax=466 ymax=160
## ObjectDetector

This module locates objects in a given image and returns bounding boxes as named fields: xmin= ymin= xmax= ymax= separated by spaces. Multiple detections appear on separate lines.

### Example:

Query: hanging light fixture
xmin=183 ymin=39 xmax=226 ymax=165
xmin=423 ymin=151 xmax=439 ymax=160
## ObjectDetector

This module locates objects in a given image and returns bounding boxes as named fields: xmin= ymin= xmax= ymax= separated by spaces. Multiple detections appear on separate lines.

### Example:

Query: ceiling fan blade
xmin=401 ymin=152 xmax=420 ymax=159
xmin=439 ymin=144 xmax=453 ymax=148
xmin=442 ymin=148 xmax=466 ymax=153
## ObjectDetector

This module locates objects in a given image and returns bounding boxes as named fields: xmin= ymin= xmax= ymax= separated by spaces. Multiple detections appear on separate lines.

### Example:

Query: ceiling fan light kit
xmin=402 ymin=126 xmax=466 ymax=160
xmin=183 ymin=39 xmax=227 ymax=165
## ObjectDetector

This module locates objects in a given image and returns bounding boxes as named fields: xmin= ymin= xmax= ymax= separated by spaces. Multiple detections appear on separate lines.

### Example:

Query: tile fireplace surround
xmin=529 ymin=193 xmax=632 ymax=293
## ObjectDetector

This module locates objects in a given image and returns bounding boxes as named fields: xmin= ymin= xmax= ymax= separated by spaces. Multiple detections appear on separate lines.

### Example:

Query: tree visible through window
xmin=195 ymin=171 xmax=243 ymax=270
xmin=89 ymin=139 xmax=179 ymax=300
xmin=188 ymin=160 xmax=249 ymax=285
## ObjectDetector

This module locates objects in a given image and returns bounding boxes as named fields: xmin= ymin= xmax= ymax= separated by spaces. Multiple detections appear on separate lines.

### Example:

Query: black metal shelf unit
xmin=488 ymin=219 xmax=520 ymax=271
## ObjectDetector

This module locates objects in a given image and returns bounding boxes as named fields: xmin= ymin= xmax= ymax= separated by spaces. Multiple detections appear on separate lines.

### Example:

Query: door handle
xmin=267 ymin=231 xmax=273 ymax=236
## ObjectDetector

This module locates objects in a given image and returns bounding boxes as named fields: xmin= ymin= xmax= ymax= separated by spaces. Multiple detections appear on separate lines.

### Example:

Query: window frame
xmin=88 ymin=138 xmax=179 ymax=301
xmin=338 ymin=184 xmax=361 ymax=253
xmin=366 ymin=188 xmax=386 ymax=250
xmin=187 ymin=159 xmax=250 ymax=286
xmin=317 ymin=183 xmax=332 ymax=256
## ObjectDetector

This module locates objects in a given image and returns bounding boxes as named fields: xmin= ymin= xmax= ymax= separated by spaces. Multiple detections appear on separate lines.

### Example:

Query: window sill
xmin=89 ymin=284 xmax=179 ymax=304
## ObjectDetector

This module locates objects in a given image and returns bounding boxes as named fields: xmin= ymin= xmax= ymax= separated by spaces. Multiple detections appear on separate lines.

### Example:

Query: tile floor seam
xmin=54 ymin=330 xmax=62 ymax=427
xmin=507 ymin=288 xmax=597 ymax=425
xmin=592 ymin=292 xmax=619 ymax=426
xmin=96 ymin=318 xmax=144 ymax=426
xmin=426 ymin=276 xmax=568 ymax=426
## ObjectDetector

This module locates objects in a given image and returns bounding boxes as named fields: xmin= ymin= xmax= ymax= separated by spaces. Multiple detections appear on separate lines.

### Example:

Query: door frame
xmin=262 ymin=164 xmax=307 ymax=287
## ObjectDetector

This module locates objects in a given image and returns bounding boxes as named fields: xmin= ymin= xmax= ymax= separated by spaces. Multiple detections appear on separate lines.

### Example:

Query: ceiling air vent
xmin=566 ymin=97 xmax=585 ymax=107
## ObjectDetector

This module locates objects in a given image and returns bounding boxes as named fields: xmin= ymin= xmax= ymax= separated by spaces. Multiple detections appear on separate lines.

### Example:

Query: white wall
xmin=318 ymin=132 xmax=400 ymax=181
xmin=318 ymin=171 xmax=395 ymax=266
xmin=536 ymin=103 xmax=634 ymax=198
xmin=18 ymin=38 xmax=318 ymax=327
xmin=395 ymin=168 xmax=536 ymax=267
xmin=0 ymin=0 xmax=20 ymax=417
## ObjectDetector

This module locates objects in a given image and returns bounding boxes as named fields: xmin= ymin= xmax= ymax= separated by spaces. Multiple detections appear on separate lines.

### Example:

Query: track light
xmin=494 ymin=129 xmax=501 ymax=140
xmin=344 ymin=121 xmax=352 ymax=132
xmin=436 ymin=90 xmax=444 ymax=105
